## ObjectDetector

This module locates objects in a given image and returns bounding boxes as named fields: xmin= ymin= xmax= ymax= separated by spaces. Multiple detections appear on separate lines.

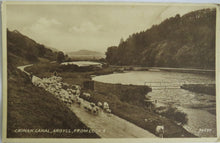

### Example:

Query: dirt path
xmin=68 ymin=100 xmax=156 ymax=138
xmin=17 ymin=64 xmax=33 ymax=75
xmin=17 ymin=65 xmax=157 ymax=138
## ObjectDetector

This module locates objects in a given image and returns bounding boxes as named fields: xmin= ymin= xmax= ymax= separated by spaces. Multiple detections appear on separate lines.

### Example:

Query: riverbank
xmin=110 ymin=65 xmax=215 ymax=75
xmin=25 ymin=62 xmax=195 ymax=137
xmin=180 ymin=84 xmax=216 ymax=96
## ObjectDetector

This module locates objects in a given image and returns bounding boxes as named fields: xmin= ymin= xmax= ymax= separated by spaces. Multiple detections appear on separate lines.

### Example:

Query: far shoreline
xmin=108 ymin=65 xmax=215 ymax=75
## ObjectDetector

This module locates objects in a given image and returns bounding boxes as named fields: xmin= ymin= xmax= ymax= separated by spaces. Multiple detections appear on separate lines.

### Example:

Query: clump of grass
xmin=155 ymin=105 xmax=188 ymax=125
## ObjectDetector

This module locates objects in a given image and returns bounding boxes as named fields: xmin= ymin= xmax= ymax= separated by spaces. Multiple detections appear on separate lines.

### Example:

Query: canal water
xmin=92 ymin=70 xmax=216 ymax=137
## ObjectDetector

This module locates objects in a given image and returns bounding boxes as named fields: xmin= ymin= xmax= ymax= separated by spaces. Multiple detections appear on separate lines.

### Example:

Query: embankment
xmin=7 ymin=68 xmax=99 ymax=138
xmin=180 ymin=84 xmax=215 ymax=95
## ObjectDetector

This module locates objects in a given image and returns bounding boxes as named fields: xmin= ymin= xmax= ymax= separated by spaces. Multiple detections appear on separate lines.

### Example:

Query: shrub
xmin=156 ymin=105 xmax=188 ymax=125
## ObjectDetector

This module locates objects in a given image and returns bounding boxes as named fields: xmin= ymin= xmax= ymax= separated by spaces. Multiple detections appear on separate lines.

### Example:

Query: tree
xmin=57 ymin=51 xmax=65 ymax=63
xmin=105 ymin=46 xmax=118 ymax=64
xmin=119 ymin=38 xmax=124 ymax=45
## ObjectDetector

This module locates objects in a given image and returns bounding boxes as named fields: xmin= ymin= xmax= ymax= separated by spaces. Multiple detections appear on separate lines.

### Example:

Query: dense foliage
xmin=106 ymin=9 xmax=216 ymax=69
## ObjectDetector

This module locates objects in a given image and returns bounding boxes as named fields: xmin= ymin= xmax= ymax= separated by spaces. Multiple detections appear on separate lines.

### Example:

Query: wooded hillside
xmin=106 ymin=8 xmax=216 ymax=69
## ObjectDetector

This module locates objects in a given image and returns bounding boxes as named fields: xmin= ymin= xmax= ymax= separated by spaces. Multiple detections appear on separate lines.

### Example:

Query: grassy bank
xmin=86 ymin=82 xmax=194 ymax=137
xmin=25 ymin=62 xmax=195 ymax=138
xmin=7 ymin=68 xmax=99 ymax=138
xmin=180 ymin=84 xmax=216 ymax=95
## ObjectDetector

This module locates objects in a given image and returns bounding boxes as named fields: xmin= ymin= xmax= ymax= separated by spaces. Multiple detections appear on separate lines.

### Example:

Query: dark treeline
xmin=106 ymin=8 xmax=216 ymax=69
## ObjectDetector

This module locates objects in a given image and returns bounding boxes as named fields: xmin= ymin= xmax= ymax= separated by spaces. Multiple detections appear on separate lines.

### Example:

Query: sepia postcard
xmin=1 ymin=1 xmax=220 ymax=143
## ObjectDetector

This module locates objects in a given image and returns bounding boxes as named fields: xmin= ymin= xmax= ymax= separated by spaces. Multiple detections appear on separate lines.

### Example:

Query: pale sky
xmin=6 ymin=4 xmax=214 ymax=53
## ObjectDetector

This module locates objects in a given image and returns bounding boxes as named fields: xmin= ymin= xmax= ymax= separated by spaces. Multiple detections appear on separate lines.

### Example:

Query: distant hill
xmin=67 ymin=50 xmax=105 ymax=60
xmin=106 ymin=8 xmax=216 ymax=69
